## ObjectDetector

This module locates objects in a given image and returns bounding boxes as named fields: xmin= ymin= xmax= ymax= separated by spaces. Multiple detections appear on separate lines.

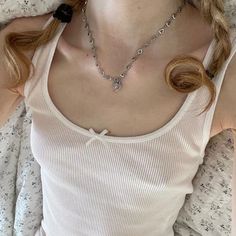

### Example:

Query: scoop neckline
xmin=42 ymin=21 xmax=215 ymax=143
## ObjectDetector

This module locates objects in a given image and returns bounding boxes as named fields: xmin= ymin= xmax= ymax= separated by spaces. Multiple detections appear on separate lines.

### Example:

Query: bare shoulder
xmin=0 ymin=13 xmax=52 ymax=95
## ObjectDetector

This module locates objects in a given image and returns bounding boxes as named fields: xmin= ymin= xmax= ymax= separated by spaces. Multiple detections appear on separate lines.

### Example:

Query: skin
xmin=1 ymin=0 xmax=236 ymax=231
xmin=84 ymin=0 xmax=185 ymax=49
xmin=6 ymin=0 xmax=225 ymax=138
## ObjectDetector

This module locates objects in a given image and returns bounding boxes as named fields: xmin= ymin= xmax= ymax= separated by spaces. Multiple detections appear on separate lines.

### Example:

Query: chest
xmin=48 ymin=52 xmax=194 ymax=138
xmin=46 ymin=37 xmax=225 ymax=139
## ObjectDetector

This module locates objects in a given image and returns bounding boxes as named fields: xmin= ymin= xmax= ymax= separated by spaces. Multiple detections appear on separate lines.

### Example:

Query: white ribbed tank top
xmin=24 ymin=16 xmax=236 ymax=236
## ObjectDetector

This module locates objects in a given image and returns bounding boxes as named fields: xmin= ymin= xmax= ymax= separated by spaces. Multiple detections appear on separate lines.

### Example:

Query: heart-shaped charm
xmin=112 ymin=77 xmax=122 ymax=92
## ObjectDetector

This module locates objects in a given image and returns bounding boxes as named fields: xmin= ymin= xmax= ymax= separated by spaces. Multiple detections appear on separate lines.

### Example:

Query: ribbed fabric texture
xmin=24 ymin=16 xmax=236 ymax=236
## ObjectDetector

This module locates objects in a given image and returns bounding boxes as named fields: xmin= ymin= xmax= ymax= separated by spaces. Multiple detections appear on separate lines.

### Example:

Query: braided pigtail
xmin=3 ymin=0 xmax=86 ymax=92
xmin=200 ymin=0 xmax=232 ymax=76
xmin=165 ymin=0 xmax=232 ymax=115
xmin=2 ymin=0 xmax=232 ymax=116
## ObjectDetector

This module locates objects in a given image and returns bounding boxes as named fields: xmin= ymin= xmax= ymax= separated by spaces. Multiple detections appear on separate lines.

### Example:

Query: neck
xmin=84 ymin=0 xmax=186 ymax=48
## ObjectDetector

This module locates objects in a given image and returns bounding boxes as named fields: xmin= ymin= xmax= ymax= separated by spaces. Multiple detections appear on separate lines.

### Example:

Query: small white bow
xmin=85 ymin=128 xmax=110 ymax=148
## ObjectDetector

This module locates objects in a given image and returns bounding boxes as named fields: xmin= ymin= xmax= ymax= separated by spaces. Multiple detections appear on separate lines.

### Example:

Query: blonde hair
xmin=3 ymin=0 xmax=232 ymax=115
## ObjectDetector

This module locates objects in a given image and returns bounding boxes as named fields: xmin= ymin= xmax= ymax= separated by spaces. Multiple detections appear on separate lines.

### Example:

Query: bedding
xmin=0 ymin=99 xmax=233 ymax=236
xmin=0 ymin=1 xmax=235 ymax=235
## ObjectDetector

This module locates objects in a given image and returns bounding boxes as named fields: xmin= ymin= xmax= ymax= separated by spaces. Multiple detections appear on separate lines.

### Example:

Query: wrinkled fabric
xmin=0 ymin=101 xmax=43 ymax=236
xmin=0 ymin=0 xmax=235 ymax=235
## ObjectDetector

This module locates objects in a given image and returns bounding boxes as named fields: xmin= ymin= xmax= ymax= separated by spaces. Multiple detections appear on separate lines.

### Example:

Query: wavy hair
xmin=3 ymin=0 xmax=232 ymax=115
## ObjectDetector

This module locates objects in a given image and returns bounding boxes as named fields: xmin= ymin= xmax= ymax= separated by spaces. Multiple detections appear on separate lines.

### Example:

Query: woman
xmin=0 ymin=0 xmax=236 ymax=235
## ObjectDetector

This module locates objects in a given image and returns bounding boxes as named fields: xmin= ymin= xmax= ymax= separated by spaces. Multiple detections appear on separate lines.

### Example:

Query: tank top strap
xmin=23 ymin=15 xmax=66 ymax=99
xmin=201 ymin=29 xmax=236 ymax=153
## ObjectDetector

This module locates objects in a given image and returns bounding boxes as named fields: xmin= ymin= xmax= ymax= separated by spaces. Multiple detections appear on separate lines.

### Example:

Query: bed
xmin=0 ymin=1 xmax=235 ymax=235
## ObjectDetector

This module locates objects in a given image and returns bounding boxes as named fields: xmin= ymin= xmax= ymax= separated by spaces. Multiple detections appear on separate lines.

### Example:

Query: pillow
xmin=0 ymin=0 xmax=236 ymax=27
xmin=0 ymin=0 xmax=63 ymax=29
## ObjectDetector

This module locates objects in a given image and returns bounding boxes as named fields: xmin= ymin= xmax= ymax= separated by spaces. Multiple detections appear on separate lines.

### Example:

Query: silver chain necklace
xmin=81 ymin=0 xmax=187 ymax=92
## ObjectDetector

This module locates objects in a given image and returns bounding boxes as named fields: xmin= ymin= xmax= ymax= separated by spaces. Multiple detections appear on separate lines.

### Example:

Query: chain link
xmin=81 ymin=0 xmax=187 ymax=92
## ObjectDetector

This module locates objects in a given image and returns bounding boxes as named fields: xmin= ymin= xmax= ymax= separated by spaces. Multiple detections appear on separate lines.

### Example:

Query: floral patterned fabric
xmin=0 ymin=1 xmax=236 ymax=235
xmin=0 ymin=0 xmax=62 ymax=28
xmin=173 ymin=129 xmax=233 ymax=236
xmin=0 ymin=101 xmax=42 ymax=236
xmin=0 ymin=99 xmax=233 ymax=236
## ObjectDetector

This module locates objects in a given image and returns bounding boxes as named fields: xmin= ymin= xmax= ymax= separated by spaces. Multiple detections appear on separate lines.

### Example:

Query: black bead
xmin=53 ymin=3 xmax=73 ymax=23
